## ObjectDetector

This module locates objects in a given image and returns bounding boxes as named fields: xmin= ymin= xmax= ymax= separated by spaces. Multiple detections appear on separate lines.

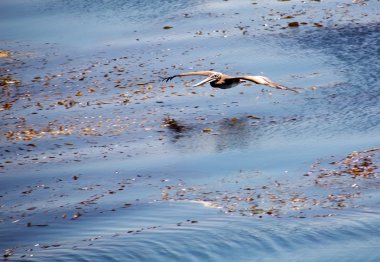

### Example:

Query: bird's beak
xmin=193 ymin=76 xmax=214 ymax=87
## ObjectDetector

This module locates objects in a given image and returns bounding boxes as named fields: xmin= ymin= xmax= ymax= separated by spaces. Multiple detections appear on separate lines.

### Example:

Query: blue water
xmin=1 ymin=0 xmax=380 ymax=261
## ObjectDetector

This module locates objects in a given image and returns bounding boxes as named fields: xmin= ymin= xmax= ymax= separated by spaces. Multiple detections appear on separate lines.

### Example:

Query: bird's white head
xmin=193 ymin=72 xmax=222 ymax=87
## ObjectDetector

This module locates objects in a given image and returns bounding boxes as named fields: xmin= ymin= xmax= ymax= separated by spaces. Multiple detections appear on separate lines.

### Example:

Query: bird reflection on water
xmin=162 ymin=115 xmax=261 ymax=152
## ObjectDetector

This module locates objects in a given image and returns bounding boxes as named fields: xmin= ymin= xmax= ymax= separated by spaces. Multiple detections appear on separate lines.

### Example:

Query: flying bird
xmin=161 ymin=71 xmax=298 ymax=92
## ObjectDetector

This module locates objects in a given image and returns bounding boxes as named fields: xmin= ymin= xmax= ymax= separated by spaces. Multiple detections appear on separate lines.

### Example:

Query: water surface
xmin=1 ymin=0 xmax=379 ymax=261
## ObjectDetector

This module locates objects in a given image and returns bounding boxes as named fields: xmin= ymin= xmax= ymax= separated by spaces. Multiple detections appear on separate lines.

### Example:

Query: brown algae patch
xmin=160 ymin=148 xmax=379 ymax=218
xmin=312 ymin=148 xmax=380 ymax=179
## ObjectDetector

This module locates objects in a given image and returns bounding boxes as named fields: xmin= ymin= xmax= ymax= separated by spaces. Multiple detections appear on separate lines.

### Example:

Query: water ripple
xmin=15 ymin=203 xmax=379 ymax=261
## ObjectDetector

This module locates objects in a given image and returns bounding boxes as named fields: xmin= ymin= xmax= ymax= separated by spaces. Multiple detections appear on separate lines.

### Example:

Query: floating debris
xmin=0 ymin=50 xmax=10 ymax=58
xmin=202 ymin=128 xmax=213 ymax=133
xmin=313 ymin=22 xmax=323 ymax=27
xmin=3 ymin=248 xmax=13 ymax=258
xmin=72 ymin=212 xmax=82 ymax=220
xmin=1 ymin=102 xmax=13 ymax=111
xmin=1 ymin=76 xmax=21 ymax=86
xmin=161 ymin=116 xmax=187 ymax=133
xmin=314 ymin=148 xmax=380 ymax=178
xmin=288 ymin=22 xmax=300 ymax=27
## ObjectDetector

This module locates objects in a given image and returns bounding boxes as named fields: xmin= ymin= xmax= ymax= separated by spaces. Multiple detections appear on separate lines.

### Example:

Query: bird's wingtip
xmin=288 ymin=87 xmax=302 ymax=93
xmin=160 ymin=75 xmax=176 ymax=82
xmin=274 ymin=84 xmax=300 ymax=93
xmin=288 ymin=88 xmax=300 ymax=93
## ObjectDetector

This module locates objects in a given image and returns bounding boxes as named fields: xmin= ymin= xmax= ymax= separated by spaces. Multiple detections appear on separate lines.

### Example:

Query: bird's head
xmin=193 ymin=72 xmax=222 ymax=87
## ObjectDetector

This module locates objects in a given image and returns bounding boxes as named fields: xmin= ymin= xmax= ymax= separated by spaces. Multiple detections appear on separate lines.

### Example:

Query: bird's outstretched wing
xmin=160 ymin=71 xmax=217 ymax=82
xmin=232 ymin=75 xmax=299 ymax=93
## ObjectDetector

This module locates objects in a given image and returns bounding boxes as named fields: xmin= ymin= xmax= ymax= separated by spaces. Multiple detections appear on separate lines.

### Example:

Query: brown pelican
xmin=161 ymin=71 xmax=298 ymax=92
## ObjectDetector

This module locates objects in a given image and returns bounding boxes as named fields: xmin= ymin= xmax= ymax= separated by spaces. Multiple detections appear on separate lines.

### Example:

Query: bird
xmin=160 ymin=71 xmax=298 ymax=93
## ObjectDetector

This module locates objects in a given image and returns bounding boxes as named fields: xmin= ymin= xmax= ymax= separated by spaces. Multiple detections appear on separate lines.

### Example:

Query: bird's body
xmin=161 ymin=71 xmax=298 ymax=93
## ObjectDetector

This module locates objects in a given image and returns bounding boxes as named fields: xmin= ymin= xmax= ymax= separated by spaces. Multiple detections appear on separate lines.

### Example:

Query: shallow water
xmin=1 ymin=0 xmax=380 ymax=261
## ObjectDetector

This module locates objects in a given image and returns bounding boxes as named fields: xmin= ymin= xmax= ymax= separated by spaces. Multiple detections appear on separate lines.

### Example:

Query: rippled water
xmin=1 ymin=0 xmax=380 ymax=261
